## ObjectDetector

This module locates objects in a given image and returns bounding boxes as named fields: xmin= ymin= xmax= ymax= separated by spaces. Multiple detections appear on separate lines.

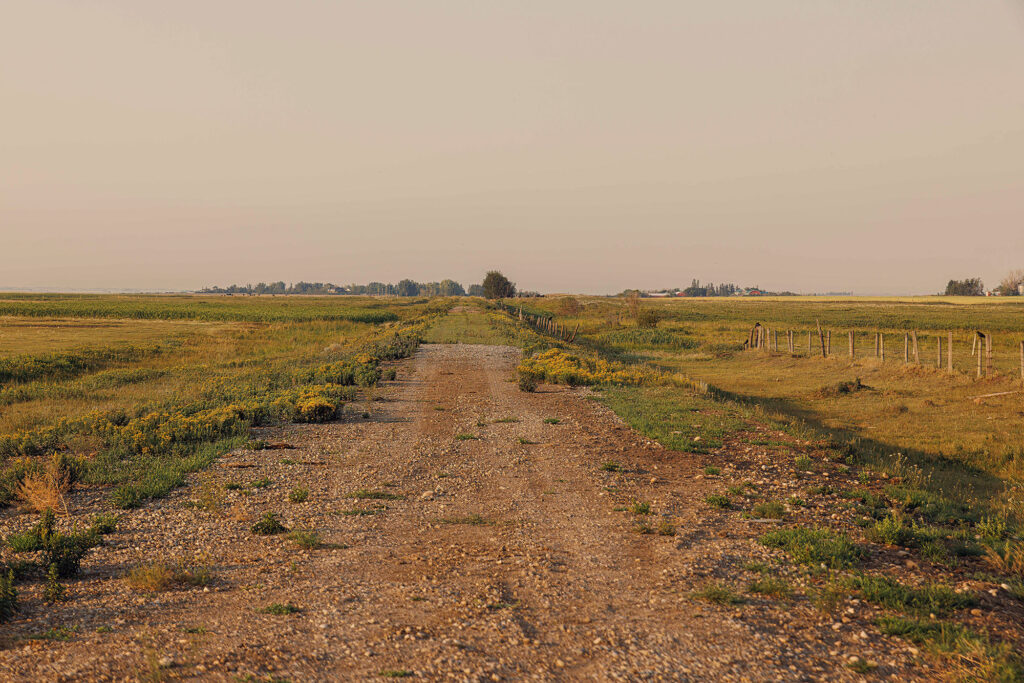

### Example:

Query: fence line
xmin=745 ymin=323 xmax=1024 ymax=382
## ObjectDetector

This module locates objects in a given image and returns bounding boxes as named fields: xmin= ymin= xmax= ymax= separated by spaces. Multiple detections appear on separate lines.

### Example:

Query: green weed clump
xmin=258 ymin=602 xmax=301 ymax=615
xmin=706 ymin=494 xmax=731 ymax=509
xmin=760 ymin=527 xmax=863 ymax=569
xmin=842 ymin=574 xmax=975 ymax=616
xmin=251 ymin=512 xmax=288 ymax=536
xmin=692 ymin=583 xmax=745 ymax=606
xmin=289 ymin=487 xmax=309 ymax=503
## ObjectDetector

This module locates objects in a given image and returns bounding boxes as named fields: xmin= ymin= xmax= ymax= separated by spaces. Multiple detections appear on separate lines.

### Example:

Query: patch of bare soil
xmin=0 ymin=345 xmax=980 ymax=681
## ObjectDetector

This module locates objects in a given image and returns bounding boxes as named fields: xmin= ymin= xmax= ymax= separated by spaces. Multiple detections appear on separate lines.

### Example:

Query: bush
xmin=636 ymin=309 xmax=660 ymax=329
xmin=294 ymin=396 xmax=337 ymax=423
xmin=517 ymin=370 xmax=539 ymax=393
xmin=288 ymin=487 xmax=309 ymax=503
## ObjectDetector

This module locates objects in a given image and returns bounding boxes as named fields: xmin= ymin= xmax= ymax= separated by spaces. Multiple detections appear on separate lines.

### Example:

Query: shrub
xmin=252 ymin=512 xmax=288 ymax=535
xmin=517 ymin=369 xmax=539 ymax=393
xmin=600 ymin=461 xmax=622 ymax=472
xmin=288 ymin=487 xmax=309 ymax=503
xmin=294 ymin=396 xmax=337 ymax=423
xmin=760 ymin=527 xmax=863 ymax=569
xmin=88 ymin=513 xmax=119 ymax=536
xmin=44 ymin=564 xmax=68 ymax=603
xmin=382 ymin=368 xmax=397 ymax=381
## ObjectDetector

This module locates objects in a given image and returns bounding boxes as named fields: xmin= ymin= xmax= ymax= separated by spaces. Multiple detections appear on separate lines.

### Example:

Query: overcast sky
xmin=2 ymin=1 xmax=1023 ymax=294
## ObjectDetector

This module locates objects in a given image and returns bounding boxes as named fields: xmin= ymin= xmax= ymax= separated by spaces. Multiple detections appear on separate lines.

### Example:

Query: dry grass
xmin=17 ymin=459 xmax=72 ymax=515
xmin=983 ymin=542 xmax=1024 ymax=578
xmin=126 ymin=559 xmax=213 ymax=592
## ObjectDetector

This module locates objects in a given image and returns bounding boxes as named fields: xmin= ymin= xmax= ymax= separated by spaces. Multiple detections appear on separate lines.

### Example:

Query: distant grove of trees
xmin=944 ymin=278 xmax=985 ymax=296
xmin=200 ymin=279 xmax=469 ymax=297
xmin=199 ymin=273 xmax=533 ymax=298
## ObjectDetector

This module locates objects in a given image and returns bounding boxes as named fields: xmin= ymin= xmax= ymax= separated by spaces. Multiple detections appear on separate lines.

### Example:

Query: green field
xmin=0 ymin=294 xmax=443 ymax=509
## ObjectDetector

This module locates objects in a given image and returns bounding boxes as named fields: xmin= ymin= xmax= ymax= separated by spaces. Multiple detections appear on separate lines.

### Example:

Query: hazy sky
xmin=2 ymin=1 xmax=1023 ymax=294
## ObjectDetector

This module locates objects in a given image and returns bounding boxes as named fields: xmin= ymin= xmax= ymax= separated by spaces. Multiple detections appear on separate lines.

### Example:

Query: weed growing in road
xmin=455 ymin=433 xmax=479 ymax=441
xmin=494 ymin=417 xmax=519 ymax=423
xmin=703 ymin=466 xmax=720 ymax=476
xmin=288 ymin=530 xmax=321 ymax=549
xmin=517 ymin=437 xmax=536 ymax=445
xmin=657 ymin=519 xmax=676 ymax=536
xmin=635 ymin=521 xmax=653 ymax=534
xmin=760 ymin=527 xmax=863 ymax=569
xmin=380 ymin=670 xmax=413 ymax=678
xmin=630 ymin=501 xmax=652 ymax=515
xmin=692 ymin=583 xmax=745 ymax=606
xmin=439 ymin=514 xmax=490 ymax=526
xmin=787 ymin=496 xmax=805 ymax=508
xmin=349 ymin=489 xmax=404 ymax=500
xmin=252 ymin=512 xmax=288 ymax=535
xmin=750 ymin=500 xmax=785 ymax=519
xmin=982 ymin=541 xmax=1024 ymax=577
xmin=705 ymin=494 xmax=731 ymax=509
xmin=747 ymin=576 xmax=792 ymax=599
xmin=288 ymin=487 xmax=309 ymax=503
xmin=543 ymin=418 xmax=560 ymax=424
xmin=600 ymin=461 xmax=622 ymax=472
xmin=126 ymin=560 xmax=212 ymax=591
xmin=27 ymin=625 xmax=77 ymax=641
xmin=794 ymin=455 xmax=814 ymax=471
xmin=88 ymin=513 xmax=119 ymax=536
xmin=258 ymin=602 xmax=300 ymax=615
xmin=841 ymin=574 xmax=975 ymax=616
xmin=338 ymin=508 xmax=380 ymax=516
xmin=250 ymin=477 xmax=272 ymax=489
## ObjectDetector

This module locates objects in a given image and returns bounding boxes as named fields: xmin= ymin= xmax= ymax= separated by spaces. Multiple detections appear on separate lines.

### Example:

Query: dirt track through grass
xmin=0 ymin=343 xmax=944 ymax=681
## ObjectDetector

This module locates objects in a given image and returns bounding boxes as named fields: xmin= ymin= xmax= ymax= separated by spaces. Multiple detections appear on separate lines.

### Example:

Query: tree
xmin=997 ymin=269 xmax=1024 ymax=296
xmin=468 ymin=284 xmax=485 ymax=297
xmin=438 ymin=279 xmax=465 ymax=296
xmin=944 ymin=278 xmax=984 ymax=296
xmin=396 ymin=279 xmax=420 ymax=297
xmin=482 ymin=271 xmax=516 ymax=299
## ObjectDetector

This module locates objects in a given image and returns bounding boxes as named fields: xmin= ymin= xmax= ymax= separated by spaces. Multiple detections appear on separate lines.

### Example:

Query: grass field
xmin=0 ymin=294 xmax=444 ymax=509
xmin=502 ymin=295 xmax=1024 ymax=523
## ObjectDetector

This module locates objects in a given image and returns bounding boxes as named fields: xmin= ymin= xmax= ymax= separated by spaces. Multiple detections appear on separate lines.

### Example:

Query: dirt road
xmin=0 ymin=344 xmax=916 ymax=681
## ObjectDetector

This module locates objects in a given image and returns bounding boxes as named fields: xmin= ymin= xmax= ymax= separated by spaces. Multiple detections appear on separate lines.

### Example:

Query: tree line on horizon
xmin=197 ymin=271 xmax=529 ymax=299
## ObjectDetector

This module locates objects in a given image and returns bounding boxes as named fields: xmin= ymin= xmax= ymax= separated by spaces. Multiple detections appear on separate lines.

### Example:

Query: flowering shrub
xmin=517 ymin=348 xmax=702 ymax=390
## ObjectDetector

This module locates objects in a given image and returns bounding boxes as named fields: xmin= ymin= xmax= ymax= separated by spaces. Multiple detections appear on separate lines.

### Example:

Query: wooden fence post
xmin=874 ymin=332 xmax=879 ymax=358
xmin=826 ymin=331 xmax=831 ymax=356
xmin=977 ymin=333 xmax=984 ymax=378
xmin=948 ymin=331 xmax=953 ymax=373
xmin=912 ymin=330 xmax=919 ymax=365
xmin=904 ymin=333 xmax=909 ymax=363
xmin=936 ymin=336 xmax=941 ymax=368
xmin=807 ymin=331 xmax=812 ymax=356
xmin=1020 ymin=340 xmax=1023 ymax=383
xmin=849 ymin=330 xmax=855 ymax=359
xmin=880 ymin=334 xmax=885 ymax=361
xmin=986 ymin=333 xmax=992 ymax=376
